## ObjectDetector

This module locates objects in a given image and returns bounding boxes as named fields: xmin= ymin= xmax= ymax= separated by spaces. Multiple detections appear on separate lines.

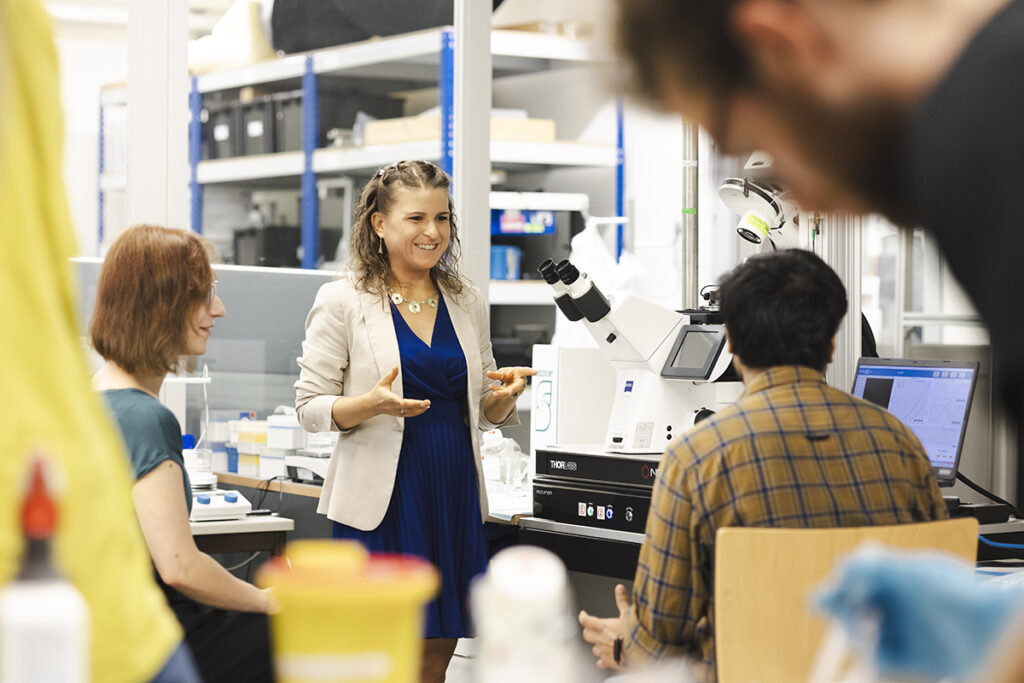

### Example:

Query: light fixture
xmin=718 ymin=152 xmax=798 ymax=249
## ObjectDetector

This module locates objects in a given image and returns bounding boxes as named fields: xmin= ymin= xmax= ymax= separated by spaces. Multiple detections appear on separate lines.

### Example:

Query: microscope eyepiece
xmin=537 ymin=259 xmax=560 ymax=285
xmin=555 ymin=260 xmax=581 ymax=285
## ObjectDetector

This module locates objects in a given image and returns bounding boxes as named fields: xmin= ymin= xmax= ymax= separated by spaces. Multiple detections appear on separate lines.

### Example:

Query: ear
xmin=730 ymin=0 xmax=834 ymax=93
xmin=829 ymin=335 xmax=837 ymax=363
xmin=371 ymin=211 xmax=384 ymax=237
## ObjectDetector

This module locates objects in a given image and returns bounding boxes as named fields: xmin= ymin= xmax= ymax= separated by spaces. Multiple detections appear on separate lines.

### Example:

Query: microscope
xmin=521 ymin=258 xmax=743 ymax=551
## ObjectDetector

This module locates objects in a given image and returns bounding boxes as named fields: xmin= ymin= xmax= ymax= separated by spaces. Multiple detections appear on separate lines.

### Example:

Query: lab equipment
xmin=537 ymin=259 xmax=584 ymax=321
xmin=718 ymin=151 xmax=800 ymax=249
xmin=285 ymin=431 xmax=336 ymax=484
xmin=257 ymin=540 xmax=438 ymax=683
xmin=190 ymin=489 xmax=253 ymax=522
xmin=814 ymin=547 xmax=1024 ymax=681
xmin=1 ymin=458 xmax=88 ymax=683
xmin=540 ymin=259 xmax=738 ymax=454
xmin=182 ymin=432 xmax=217 ymax=490
xmin=850 ymin=357 xmax=979 ymax=486
xmin=283 ymin=452 xmax=328 ymax=484
xmin=522 ymin=259 xmax=742 ymax=574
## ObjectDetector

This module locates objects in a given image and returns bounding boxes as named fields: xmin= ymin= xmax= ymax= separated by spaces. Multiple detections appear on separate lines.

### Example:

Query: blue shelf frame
xmin=189 ymin=77 xmax=203 ymax=234
xmin=300 ymin=56 xmax=320 ymax=268
xmin=440 ymin=29 xmax=455 ymax=177
xmin=103 ymin=30 xmax=625 ymax=268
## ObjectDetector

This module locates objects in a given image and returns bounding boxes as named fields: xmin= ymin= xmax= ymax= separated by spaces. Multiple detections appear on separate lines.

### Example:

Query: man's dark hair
xmin=614 ymin=0 xmax=750 ymax=103
xmin=719 ymin=249 xmax=847 ymax=372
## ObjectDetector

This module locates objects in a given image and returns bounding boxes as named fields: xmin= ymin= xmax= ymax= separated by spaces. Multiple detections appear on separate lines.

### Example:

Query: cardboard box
xmin=495 ymin=20 xmax=594 ymax=40
xmin=364 ymin=116 xmax=556 ymax=146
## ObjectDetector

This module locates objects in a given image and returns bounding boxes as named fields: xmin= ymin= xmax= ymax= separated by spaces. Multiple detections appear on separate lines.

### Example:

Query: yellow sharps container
xmin=257 ymin=540 xmax=438 ymax=683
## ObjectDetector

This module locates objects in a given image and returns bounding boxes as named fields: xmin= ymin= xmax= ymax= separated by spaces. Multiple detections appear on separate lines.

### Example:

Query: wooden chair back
xmin=714 ymin=518 xmax=978 ymax=683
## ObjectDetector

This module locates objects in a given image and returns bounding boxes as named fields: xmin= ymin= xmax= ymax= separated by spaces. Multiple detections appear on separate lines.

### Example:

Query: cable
xmin=956 ymin=471 xmax=1024 ymax=519
xmin=253 ymin=475 xmax=289 ymax=512
xmin=979 ymin=535 xmax=1024 ymax=551
xmin=225 ymin=551 xmax=262 ymax=571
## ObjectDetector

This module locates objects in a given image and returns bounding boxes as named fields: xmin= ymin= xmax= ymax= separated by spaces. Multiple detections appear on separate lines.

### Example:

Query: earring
xmin=377 ymin=236 xmax=383 ymax=255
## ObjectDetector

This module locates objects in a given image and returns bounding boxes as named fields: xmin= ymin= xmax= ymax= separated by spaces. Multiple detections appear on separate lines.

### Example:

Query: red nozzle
xmin=21 ymin=458 xmax=56 ymax=540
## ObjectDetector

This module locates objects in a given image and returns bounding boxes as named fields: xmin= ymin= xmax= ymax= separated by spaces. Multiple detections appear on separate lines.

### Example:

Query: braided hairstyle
xmin=348 ymin=160 xmax=467 ymax=298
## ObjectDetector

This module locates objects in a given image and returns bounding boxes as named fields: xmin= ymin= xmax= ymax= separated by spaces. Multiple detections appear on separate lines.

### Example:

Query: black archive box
xmin=201 ymin=100 xmax=240 ymax=160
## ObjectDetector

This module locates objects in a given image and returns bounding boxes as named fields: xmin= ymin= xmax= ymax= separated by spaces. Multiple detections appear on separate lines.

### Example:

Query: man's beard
xmin=774 ymin=92 xmax=916 ymax=224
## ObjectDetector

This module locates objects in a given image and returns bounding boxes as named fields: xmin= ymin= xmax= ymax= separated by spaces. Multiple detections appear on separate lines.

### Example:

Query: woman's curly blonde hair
xmin=348 ymin=160 xmax=467 ymax=299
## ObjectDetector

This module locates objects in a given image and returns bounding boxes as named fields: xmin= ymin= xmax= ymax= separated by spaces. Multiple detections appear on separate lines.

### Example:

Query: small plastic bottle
xmin=0 ymin=456 xmax=89 ymax=683
xmin=471 ymin=546 xmax=591 ymax=683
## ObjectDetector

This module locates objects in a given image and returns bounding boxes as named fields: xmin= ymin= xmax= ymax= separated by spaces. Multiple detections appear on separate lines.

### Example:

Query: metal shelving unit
xmin=99 ymin=26 xmax=623 ymax=282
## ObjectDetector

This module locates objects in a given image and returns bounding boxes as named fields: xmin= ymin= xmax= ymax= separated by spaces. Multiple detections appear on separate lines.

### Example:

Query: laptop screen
xmin=850 ymin=358 xmax=978 ymax=486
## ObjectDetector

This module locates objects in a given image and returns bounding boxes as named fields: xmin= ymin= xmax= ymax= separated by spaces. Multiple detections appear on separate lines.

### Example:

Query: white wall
xmin=53 ymin=21 xmax=127 ymax=256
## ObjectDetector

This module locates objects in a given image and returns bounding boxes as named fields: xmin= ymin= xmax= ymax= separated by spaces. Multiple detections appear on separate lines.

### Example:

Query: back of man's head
xmin=719 ymin=249 xmax=847 ymax=372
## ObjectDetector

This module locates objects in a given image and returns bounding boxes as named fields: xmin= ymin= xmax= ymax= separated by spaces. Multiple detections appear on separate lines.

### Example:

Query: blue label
xmin=624 ymin=380 xmax=634 ymax=393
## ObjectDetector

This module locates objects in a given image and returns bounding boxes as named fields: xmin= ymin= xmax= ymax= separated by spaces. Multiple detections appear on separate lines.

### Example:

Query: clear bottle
xmin=481 ymin=429 xmax=504 ymax=492
xmin=499 ymin=438 xmax=528 ymax=495
xmin=0 ymin=456 xmax=89 ymax=683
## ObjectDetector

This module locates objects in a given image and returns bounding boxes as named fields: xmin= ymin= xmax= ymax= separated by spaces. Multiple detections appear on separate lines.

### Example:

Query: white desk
xmin=486 ymin=490 xmax=533 ymax=523
xmin=190 ymin=514 xmax=294 ymax=555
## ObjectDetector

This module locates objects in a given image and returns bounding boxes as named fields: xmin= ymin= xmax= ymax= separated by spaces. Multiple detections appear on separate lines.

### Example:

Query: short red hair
xmin=90 ymin=225 xmax=213 ymax=377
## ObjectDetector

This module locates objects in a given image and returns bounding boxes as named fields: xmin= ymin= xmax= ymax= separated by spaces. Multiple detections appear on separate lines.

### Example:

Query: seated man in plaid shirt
xmin=579 ymin=249 xmax=948 ymax=681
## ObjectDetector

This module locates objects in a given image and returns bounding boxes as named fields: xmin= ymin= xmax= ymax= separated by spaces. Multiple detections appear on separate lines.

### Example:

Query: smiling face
xmin=183 ymin=277 xmax=226 ymax=357
xmin=372 ymin=186 xmax=452 ymax=283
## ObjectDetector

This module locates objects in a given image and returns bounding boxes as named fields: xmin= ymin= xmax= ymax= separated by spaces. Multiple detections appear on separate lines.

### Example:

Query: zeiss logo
xmin=550 ymin=460 xmax=578 ymax=471
xmin=641 ymin=465 xmax=658 ymax=480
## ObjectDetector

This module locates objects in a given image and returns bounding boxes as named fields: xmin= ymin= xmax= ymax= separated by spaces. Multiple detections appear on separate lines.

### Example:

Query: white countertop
xmin=486 ymin=489 xmax=532 ymax=522
xmin=190 ymin=514 xmax=295 ymax=536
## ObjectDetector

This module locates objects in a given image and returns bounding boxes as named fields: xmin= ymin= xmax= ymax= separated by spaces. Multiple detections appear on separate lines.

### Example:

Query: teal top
xmin=103 ymin=388 xmax=193 ymax=514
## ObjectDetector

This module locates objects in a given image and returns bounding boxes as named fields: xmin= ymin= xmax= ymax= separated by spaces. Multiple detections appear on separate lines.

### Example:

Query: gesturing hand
xmin=370 ymin=366 xmax=430 ymax=418
xmin=579 ymin=583 xmax=632 ymax=670
xmin=487 ymin=366 xmax=537 ymax=399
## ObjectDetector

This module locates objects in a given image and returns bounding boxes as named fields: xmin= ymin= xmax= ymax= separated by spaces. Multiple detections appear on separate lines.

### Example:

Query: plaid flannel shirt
xmin=625 ymin=365 xmax=948 ymax=680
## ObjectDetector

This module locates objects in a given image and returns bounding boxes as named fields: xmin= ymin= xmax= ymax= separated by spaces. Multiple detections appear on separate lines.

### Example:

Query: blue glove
xmin=815 ymin=548 xmax=1024 ymax=680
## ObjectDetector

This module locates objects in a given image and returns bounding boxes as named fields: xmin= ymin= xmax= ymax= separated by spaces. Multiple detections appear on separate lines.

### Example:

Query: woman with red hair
xmin=92 ymin=224 xmax=274 ymax=683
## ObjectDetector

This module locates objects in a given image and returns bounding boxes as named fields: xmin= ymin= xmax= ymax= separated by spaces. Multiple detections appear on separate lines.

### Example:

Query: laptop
xmin=850 ymin=358 xmax=979 ymax=487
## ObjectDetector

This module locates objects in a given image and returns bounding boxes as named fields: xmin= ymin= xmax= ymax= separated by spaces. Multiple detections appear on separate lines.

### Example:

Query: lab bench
xmin=190 ymin=514 xmax=295 ymax=555
xmin=212 ymin=471 xmax=532 ymax=559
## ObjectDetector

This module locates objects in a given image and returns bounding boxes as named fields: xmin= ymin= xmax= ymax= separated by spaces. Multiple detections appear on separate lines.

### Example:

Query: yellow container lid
xmin=258 ymin=540 xmax=438 ymax=608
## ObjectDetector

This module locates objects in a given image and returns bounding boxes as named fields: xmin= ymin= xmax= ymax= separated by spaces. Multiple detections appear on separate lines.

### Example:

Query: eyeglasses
xmin=206 ymin=280 xmax=218 ymax=309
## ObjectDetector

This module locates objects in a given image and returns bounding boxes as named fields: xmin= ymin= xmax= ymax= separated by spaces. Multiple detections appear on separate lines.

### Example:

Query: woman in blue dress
xmin=295 ymin=160 xmax=535 ymax=682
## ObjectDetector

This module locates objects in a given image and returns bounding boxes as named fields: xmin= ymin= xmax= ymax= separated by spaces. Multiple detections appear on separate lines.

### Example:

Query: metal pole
xmin=681 ymin=119 xmax=699 ymax=310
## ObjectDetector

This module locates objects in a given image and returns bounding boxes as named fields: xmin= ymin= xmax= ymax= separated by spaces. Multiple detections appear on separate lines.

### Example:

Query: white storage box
xmin=260 ymin=447 xmax=290 ymax=479
xmin=267 ymin=414 xmax=304 ymax=450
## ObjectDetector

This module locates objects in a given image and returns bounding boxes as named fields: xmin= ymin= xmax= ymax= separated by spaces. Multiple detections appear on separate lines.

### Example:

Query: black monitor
xmin=850 ymin=357 xmax=979 ymax=486
xmin=661 ymin=324 xmax=728 ymax=380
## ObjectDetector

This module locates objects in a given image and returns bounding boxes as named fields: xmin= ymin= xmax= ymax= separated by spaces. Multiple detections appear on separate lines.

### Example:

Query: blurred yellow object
xmin=0 ymin=1 xmax=183 ymax=682
xmin=258 ymin=540 xmax=438 ymax=683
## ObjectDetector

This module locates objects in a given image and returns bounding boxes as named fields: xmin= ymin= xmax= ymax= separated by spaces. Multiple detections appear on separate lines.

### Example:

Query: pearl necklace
xmin=388 ymin=289 xmax=438 ymax=314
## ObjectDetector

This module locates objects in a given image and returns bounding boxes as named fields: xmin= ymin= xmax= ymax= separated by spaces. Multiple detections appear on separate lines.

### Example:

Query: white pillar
xmin=126 ymin=0 xmax=188 ymax=231
xmin=453 ymin=0 xmax=493 ymax=301
xmin=817 ymin=213 xmax=862 ymax=389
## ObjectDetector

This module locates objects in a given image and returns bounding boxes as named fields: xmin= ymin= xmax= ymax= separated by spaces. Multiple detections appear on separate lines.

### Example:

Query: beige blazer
xmin=294 ymin=276 xmax=518 ymax=530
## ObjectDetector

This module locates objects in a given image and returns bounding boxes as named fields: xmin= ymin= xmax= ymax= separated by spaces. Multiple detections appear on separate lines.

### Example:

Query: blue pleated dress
xmin=333 ymin=295 xmax=489 ymax=639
